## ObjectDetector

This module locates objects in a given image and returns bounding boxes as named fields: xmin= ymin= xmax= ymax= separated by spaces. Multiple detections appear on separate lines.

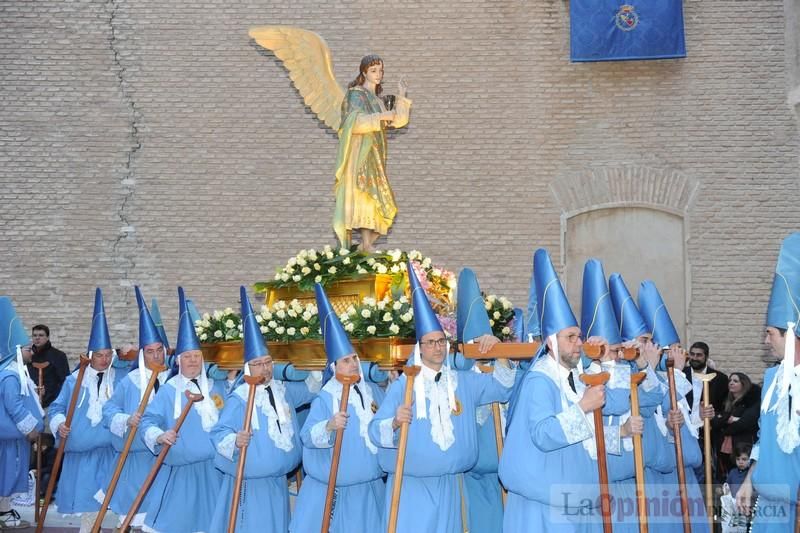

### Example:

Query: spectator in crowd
xmin=711 ymin=372 xmax=760 ymax=475
xmin=27 ymin=324 xmax=69 ymax=407
xmin=725 ymin=442 xmax=753 ymax=498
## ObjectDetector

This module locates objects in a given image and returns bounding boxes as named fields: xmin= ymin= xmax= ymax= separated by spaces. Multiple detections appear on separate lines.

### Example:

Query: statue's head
xmin=350 ymin=54 xmax=384 ymax=95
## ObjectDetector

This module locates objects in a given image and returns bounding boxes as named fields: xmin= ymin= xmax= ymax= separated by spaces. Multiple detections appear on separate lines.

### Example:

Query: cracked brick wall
xmin=1 ymin=0 xmax=798 ymax=380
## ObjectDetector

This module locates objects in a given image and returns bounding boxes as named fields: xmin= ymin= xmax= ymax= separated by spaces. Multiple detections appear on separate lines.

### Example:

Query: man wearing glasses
xmin=500 ymin=249 xmax=606 ymax=532
xmin=368 ymin=261 xmax=515 ymax=533
xmin=210 ymin=287 xmax=317 ymax=533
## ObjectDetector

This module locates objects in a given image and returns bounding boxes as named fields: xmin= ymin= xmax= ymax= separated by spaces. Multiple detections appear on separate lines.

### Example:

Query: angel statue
xmin=249 ymin=26 xmax=412 ymax=252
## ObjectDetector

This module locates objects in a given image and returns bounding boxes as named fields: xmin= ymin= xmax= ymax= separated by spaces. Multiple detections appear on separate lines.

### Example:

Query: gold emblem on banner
xmin=452 ymin=397 xmax=463 ymax=416
xmin=371 ymin=401 xmax=379 ymax=414
xmin=212 ymin=394 xmax=225 ymax=410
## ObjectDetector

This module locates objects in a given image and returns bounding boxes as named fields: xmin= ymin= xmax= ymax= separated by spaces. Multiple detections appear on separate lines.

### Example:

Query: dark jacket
xmin=710 ymin=384 xmax=761 ymax=454
xmin=27 ymin=342 xmax=69 ymax=407
xmin=683 ymin=366 xmax=729 ymax=414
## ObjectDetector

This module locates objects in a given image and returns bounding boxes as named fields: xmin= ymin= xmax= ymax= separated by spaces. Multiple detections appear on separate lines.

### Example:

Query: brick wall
xmin=1 ymin=0 xmax=798 ymax=381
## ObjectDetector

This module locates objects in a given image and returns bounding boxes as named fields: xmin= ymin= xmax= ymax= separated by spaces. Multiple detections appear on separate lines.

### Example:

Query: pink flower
xmin=411 ymin=261 xmax=432 ymax=291
xmin=437 ymin=315 xmax=457 ymax=338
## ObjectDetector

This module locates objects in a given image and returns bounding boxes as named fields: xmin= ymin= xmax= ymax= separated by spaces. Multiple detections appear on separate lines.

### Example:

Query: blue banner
xmin=570 ymin=1 xmax=686 ymax=62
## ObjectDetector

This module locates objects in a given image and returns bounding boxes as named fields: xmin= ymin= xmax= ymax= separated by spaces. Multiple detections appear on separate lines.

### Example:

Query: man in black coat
xmin=684 ymin=341 xmax=729 ymax=482
xmin=26 ymin=323 xmax=69 ymax=498
xmin=26 ymin=324 xmax=69 ymax=408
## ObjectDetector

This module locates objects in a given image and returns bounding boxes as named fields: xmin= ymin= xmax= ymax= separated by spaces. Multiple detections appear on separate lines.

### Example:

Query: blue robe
xmin=139 ymin=377 xmax=221 ymax=533
xmin=101 ymin=367 xmax=168 ymax=523
xmin=290 ymin=380 xmax=384 ymax=533
xmin=48 ymin=367 xmax=116 ymax=515
xmin=0 ymin=365 xmax=44 ymax=497
xmin=644 ymin=369 xmax=710 ymax=533
xmin=750 ymin=365 xmax=800 ymax=532
xmin=588 ymin=363 xmax=668 ymax=533
xmin=499 ymin=357 xmax=600 ymax=533
xmin=464 ymin=402 xmax=504 ymax=533
xmin=368 ymin=364 xmax=514 ymax=533
xmin=209 ymin=379 xmax=314 ymax=533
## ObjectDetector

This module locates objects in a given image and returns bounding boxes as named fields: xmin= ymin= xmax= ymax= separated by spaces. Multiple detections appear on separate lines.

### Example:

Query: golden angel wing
xmin=248 ymin=26 xmax=345 ymax=131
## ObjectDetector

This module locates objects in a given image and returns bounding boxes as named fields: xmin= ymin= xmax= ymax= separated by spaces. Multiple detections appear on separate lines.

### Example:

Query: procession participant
xmin=578 ymin=260 xmax=653 ymax=532
xmin=289 ymin=283 xmax=384 ymax=533
xmin=149 ymin=297 xmax=171 ymax=355
xmin=101 ymin=286 xmax=169 ymax=529
xmin=456 ymin=267 xmax=505 ymax=533
xmin=138 ymin=287 xmax=221 ymax=533
xmin=368 ymin=260 xmax=515 ymax=533
xmin=639 ymin=281 xmax=710 ymax=532
xmin=736 ymin=232 xmax=800 ymax=532
xmin=48 ymin=289 xmax=117 ymax=532
xmin=609 ymin=273 xmax=679 ymax=522
xmin=0 ymin=297 xmax=44 ymax=530
xmin=499 ymin=248 xmax=605 ymax=532
xmin=209 ymin=286 xmax=309 ymax=533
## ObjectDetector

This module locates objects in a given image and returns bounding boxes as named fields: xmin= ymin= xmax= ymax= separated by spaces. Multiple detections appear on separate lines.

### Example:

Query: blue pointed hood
xmin=608 ymin=273 xmax=649 ymax=342
xmin=186 ymin=298 xmax=202 ymax=325
xmin=87 ymin=288 xmax=113 ymax=353
xmin=240 ymin=286 xmax=268 ymax=363
xmin=408 ymin=260 xmax=443 ymax=341
xmin=150 ymin=298 xmax=170 ymax=349
xmin=580 ymin=259 xmax=622 ymax=345
xmin=135 ymin=286 xmax=163 ymax=349
xmin=175 ymin=287 xmax=202 ymax=356
xmin=315 ymin=283 xmax=356 ymax=383
xmin=525 ymin=252 xmax=542 ymax=339
xmin=637 ymin=281 xmax=680 ymax=347
xmin=766 ymin=233 xmax=800 ymax=333
xmin=0 ymin=297 xmax=29 ymax=370
xmin=533 ymin=248 xmax=578 ymax=339
xmin=456 ymin=268 xmax=492 ymax=343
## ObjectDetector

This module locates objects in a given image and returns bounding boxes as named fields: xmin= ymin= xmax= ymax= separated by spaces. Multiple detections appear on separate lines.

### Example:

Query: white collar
xmin=420 ymin=362 xmax=443 ymax=382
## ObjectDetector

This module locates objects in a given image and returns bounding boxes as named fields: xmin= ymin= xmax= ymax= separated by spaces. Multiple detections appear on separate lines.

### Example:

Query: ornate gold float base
xmin=264 ymin=274 xmax=393 ymax=316
xmin=201 ymin=336 xmax=415 ymax=371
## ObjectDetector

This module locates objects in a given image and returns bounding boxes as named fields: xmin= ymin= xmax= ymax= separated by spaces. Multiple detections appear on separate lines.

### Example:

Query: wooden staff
xmin=119 ymin=390 xmax=203 ymax=531
xmin=580 ymin=370 xmax=613 ymax=533
xmin=665 ymin=357 xmax=691 ymax=533
xmin=227 ymin=374 xmax=265 ymax=533
xmin=697 ymin=372 xmax=717 ymax=533
xmin=477 ymin=363 xmax=507 ymax=506
xmin=91 ymin=361 xmax=166 ymax=533
xmin=387 ymin=365 xmax=421 ymax=533
xmin=31 ymin=361 xmax=49 ymax=524
xmin=629 ymin=371 xmax=649 ymax=533
xmin=320 ymin=373 xmax=360 ymax=533
xmin=35 ymin=355 xmax=90 ymax=533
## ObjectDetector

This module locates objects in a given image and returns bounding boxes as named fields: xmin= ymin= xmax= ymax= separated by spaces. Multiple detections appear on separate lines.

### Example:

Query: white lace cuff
xmin=641 ymin=365 xmax=661 ymax=392
xmin=673 ymin=369 xmax=692 ymax=397
xmin=555 ymin=404 xmax=593 ymax=445
xmin=306 ymin=371 xmax=323 ymax=394
xmin=16 ymin=413 xmax=38 ymax=436
xmin=493 ymin=363 xmax=516 ymax=388
xmin=49 ymin=413 xmax=66 ymax=436
xmin=604 ymin=424 xmax=621 ymax=456
xmin=750 ymin=443 xmax=759 ymax=462
xmin=310 ymin=420 xmax=334 ymax=448
xmin=217 ymin=432 xmax=237 ymax=461
xmin=378 ymin=417 xmax=397 ymax=448
xmin=143 ymin=426 xmax=164 ymax=454
xmin=110 ymin=413 xmax=130 ymax=438
xmin=622 ymin=436 xmax=634 ymax=452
